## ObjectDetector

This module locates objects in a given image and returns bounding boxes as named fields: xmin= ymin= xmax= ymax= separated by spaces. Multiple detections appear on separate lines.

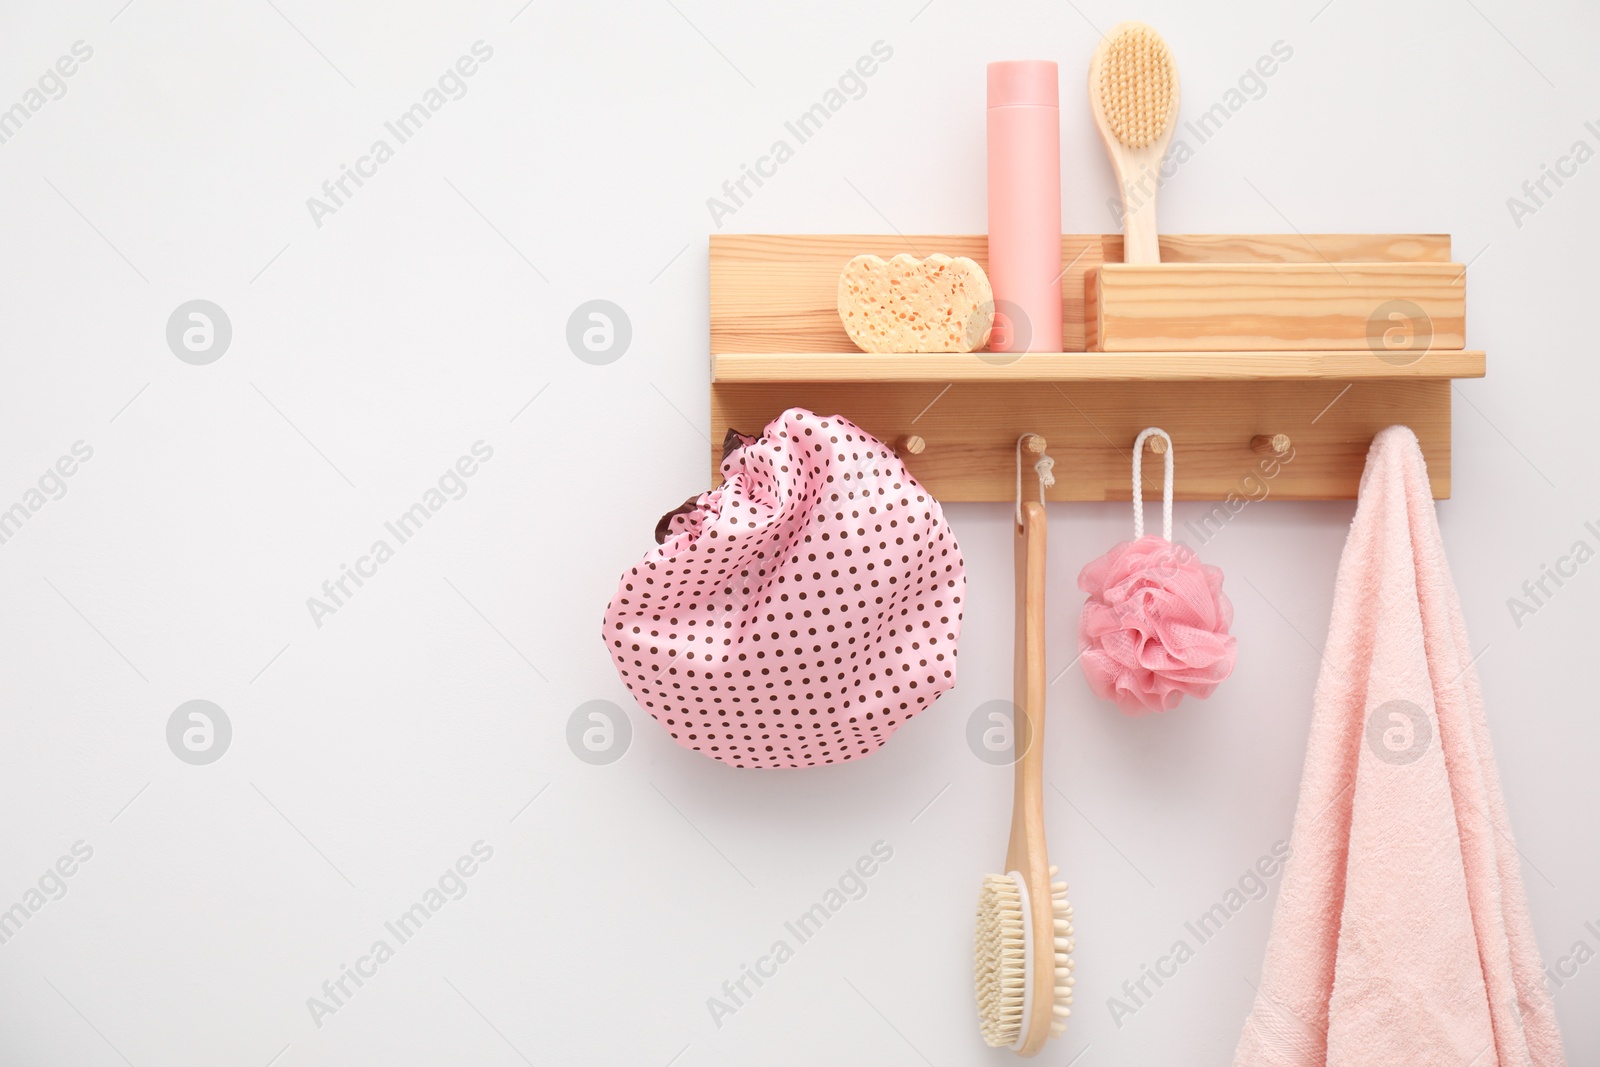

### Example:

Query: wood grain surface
xmin=1087 ymin=261 xmax=1465 ymax=352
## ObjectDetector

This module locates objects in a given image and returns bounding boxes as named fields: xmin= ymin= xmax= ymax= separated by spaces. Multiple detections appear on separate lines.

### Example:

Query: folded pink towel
xmin=1234 ymin=427 xmax=1565 ymax=1067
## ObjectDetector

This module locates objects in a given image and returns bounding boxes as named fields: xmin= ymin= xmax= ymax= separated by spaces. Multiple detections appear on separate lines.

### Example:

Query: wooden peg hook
xmin=1021 ymin=433 xmax=1047 ymax=455
xmin=1145 ymin=435 xmax=1168 ymax=455
xmin=1251 ymin=433 xmax=1292 ymax=457
xmin=897 ymin=434 xmax=926 ymax=456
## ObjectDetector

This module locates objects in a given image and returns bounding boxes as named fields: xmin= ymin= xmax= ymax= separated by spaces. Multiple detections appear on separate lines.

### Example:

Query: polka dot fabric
xmin=602 ymin=408 xmax=966 ymax=769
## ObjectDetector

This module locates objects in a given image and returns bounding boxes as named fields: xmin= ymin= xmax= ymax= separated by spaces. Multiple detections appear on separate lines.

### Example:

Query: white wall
xmin=1 ymin=0 xmax=1595 ymax=1063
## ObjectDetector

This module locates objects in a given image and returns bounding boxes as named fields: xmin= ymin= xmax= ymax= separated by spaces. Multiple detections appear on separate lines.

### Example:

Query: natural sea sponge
xmin=837 ymin=253 xmax=993 ymax=352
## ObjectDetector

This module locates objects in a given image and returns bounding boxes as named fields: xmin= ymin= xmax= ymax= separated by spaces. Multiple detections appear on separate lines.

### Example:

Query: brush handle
xmin=1006 ymin=500 xmax=1055 ymax=1056
xmin=1102 ymin=139 xmax=1167 ymax=265
xmin=1119 ymin=164 xmax=1161 ymax=265
xmin=1005 ymin=502 xmax=1047 ymax=870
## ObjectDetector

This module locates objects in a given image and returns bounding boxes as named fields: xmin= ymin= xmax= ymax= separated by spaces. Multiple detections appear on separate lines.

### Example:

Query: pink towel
xmin=1235 ymin=427 xmax=1565 ymax=1067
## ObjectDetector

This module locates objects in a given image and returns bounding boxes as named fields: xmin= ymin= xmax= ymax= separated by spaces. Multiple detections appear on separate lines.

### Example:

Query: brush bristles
xmin=1097 ymin=22 xmax=1176 ymax=149
xmin=974 ymin=871 xmax=1076 ymax=1047
xmin=1048 ymin=868 xmax=1077 ymax=1037
xmin=974 ymin=874 xmax=1026 ymax=1046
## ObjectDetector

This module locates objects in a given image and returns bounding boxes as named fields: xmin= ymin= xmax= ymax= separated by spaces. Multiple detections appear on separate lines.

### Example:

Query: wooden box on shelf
xmin=1085 ymin=261 xmax=1466 ymax=353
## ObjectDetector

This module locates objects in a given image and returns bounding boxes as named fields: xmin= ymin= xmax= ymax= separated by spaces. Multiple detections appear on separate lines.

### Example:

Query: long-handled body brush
xmin=974 ymin=499 xmax=1074 ymax=1055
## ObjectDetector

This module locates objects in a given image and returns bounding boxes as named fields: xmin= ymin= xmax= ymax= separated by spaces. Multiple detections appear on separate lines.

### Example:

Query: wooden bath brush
xmin=973 ymin=437 xmax=1074 ymax=1054
xmin=1090 ymin=21 xmax=1180 ymax=265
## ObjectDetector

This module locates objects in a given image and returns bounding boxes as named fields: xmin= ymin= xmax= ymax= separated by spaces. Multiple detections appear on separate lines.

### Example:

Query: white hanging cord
xmin=1015 ymin=434 xmax=1055 ymax=527
xmin=1130 ymin=427 xmax=1174 ymax=541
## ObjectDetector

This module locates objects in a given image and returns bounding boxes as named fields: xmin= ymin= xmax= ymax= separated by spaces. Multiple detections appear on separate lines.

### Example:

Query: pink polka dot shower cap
xmin=603 ymin=408 xmax=966 ymax=768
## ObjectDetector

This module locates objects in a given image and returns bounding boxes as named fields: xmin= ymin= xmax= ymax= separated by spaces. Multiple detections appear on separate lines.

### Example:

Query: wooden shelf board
xmin=712 ymin=349 xmax=1486 ymax=383
xmin=711 ymin=378 xmax=1457 ymax=500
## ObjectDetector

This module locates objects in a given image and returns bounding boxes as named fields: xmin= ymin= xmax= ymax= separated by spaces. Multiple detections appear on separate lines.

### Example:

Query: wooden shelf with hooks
xmin=708 ymin=232 xmax=1485 ymax=501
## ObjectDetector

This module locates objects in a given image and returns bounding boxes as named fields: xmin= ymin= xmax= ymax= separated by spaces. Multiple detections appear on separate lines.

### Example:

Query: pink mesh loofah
xmin=1078 ymin=535 xmax=1235 ymax=714
xmin=602 ymin=408 xmax=966 ymax=768
xmin=1077 ymin=429 xmax=1236 ymax=715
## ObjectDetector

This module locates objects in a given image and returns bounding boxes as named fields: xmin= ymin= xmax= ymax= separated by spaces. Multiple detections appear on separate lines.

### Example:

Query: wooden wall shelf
xmin=713 ymin=350 xmax=1485 ymax=383
xmin=708 ymin=233 xmax=1484 ymax=501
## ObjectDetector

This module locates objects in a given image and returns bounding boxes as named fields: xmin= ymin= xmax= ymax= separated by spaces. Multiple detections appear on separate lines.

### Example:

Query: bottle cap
xmin=987 ymin=60 xmax=1058 ymax=108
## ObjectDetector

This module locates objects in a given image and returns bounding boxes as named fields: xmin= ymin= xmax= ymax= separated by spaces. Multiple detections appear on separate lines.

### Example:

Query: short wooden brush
xmin=973 ymin=502 xmax=1075 ymax=1054
xmin=1089 ymin=21 xmax=1180 ymax=265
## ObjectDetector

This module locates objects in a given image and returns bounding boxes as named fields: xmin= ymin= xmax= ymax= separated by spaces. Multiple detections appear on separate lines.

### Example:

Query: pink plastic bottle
xmin=987 ymin=61 xmax=1062 ymax=353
